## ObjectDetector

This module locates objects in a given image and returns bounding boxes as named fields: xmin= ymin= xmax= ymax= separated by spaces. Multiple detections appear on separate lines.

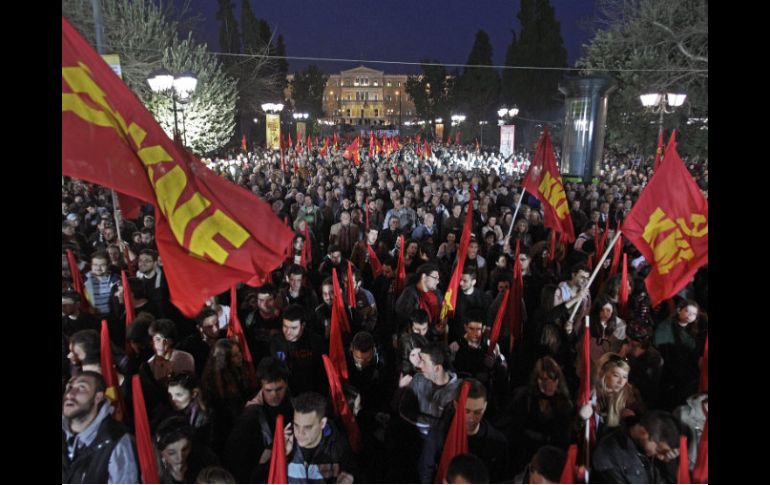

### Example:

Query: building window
xmin=398 ymin=81 xmax=401 ymax=87
xmin=374 ymin=109 xmax=379 ymax=117
xmin=347 ymin=109 xmax=351 ymax=117
xmin=374 ymin=94 xmax=378 ymax=101
xmin=373 ymin=80 xmax=378 ymax=86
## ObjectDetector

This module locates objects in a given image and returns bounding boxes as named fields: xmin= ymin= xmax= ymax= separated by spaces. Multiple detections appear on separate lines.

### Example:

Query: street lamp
xmin=450 ymin=114 xmax=466 ymax=126
xmin=395 ymin=90 xmax=402 ymax=130
xmin=147 ymin=69 xmax=198 ymax=145
xmin=640 ymin=91 xmax=686 ymax=161
xmin=478 ymin=120 xmax=489 ymax=147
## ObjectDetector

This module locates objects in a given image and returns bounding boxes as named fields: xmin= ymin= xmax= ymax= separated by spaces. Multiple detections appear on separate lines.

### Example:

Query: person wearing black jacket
xmin=269 ymin=304 xmax=326 ymax=396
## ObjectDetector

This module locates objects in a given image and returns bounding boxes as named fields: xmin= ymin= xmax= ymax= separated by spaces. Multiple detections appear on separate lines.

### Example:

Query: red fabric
xmin=343 ymin=137 xmax=361 ymax=166
xmin=416 ymin=143 xmax=422 ymax=158
xmin=505 ymin=240 xmax=524 ymax=347
xmin=227 ymin=286 xmax=257 ymax=387
xmin=579 ymin=316 xmax=591 ymax=406
xmin=487 ymin=289 xmax=510 ymax=355
xmin=100 ymin=320 xmax=126 ymax=423
xmin=418 ymin=288 xmax=440 ymax=327
xmin=621 ymin=133 xmax=708 ymax=307
xmin=333 ymin=132 xmax=339 ymax=149
xmin=369 ymin=132 xmax=375 ymax=158
xmin=241 ymin=134 xmax=247 ymax=152
xmin=455 ymin=130 xmax=461 ymax=145
xmin=330 ymin=271 xmax=349 ymax=381
xmin=692 ymin=415 xmax=708 ymax=483
xmin=367 ymin=244 xmax=383 ymax=277
xmin=331 ymin=268 xmax=351 ymax=335
xmin=306 ymin=135 xmax=311 ymax=151
xmin=678 ymin=435 xmax=690 ymax=483
xmin=618 ymin=253 xmax=629 ymax=319
xmin=268 ymin=414 xmax=288 ymax=483
xmin=63 ymin=17 xmax=294 ymax=317
xmin=301 ymin=225 xmax=312 ymax=269
xmin=288 ymin=132 xmax=293 ymax=148
xmin=440 ymin=189 xmax=474 ymax=319
xmin=549 ymin=230 xmax=557 ymax=263
xmin=521 ymin=128 xmax=576 ymax=242
xmin=434 ymin=381 xmax=471 ymax=483
xmin=65 ymin=249 xmax=92 ymax=312
xmin=608 ymin=234 xmax=623 ymax=278
xmin=560 ymin=444 xmax=579 ymax=484
xmin=699 ymin=335 xmax=708 ymax=392
xmin=322 ymin=355 xmax=361 ymax=452
xmin=346 ymin=261 xmax=357 ymax=308
xmin=131 ymin=374 xmax=160 ymax=484
xmin=393 ymin=165 xmax=400 ymax=176
xmin=424 ymin=140 xmax=432 ymax=159
xmin=320 ymin=137 xmax=329 ymax=157
xmin=653 ymin=129 xmax=665 ymax=172
xmin=122 ymin=245 xmax=135 ymax=276
xmin=120 ymin=270 xmax=135 ymax=326
xmin=395 ymin=235 xmax=406 ymax=295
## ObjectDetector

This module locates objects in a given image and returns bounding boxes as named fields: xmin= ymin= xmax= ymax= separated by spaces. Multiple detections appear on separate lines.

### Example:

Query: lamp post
xmin=395 ymin=90 xmax=402 ymax=131
xmin=478 ymin=120 xmax=488 ymax=147
xmin=640 ymin=91 xmax=686 ymax=164
xmin=147 ymin=69 xmax=198 ymax=145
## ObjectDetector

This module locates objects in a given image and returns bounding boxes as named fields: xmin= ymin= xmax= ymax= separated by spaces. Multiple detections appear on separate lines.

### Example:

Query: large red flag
xmin=487 ymin=289 xmax=510 ymax=355
xmin=521 ymin=128 xmax=576 ymax=242
xmin=440 ymin=190 xmax=474 ymax=319
xmin=331 ymin=268 xmax=351 ymax=335
xmin=560 ymin=444 xmax=579 ymax=484
xmin=367 ymin=244 xmax=383 ymax=278
xmin=322 ymin=355 xmax=361 ymax=452
xmin=131 ymin=375 xmax=160 ymax=484
xmin=346 ymin=261 xmax=357 ymax=309
xmin=100 ymin=320 xmax=126 ymax=423
xmin=62 ymin=17 xmax=294 ymax=317
xmin=343 ymin=137 xmax=361 ymax=166
xmin=621 ymin=135 xmax=708 ymax=307
xmin=435 ymin=381 xmax=471 ymax=483
xmin=678 ymin=435 xmax=690 ymax=484
xmin=268 ymin=414 xmax=288 ymax=484
xmin=653 ymin=129 xmax=664 ymax=172
xmin=65 ymin=248 xmax=93 ymax=313
xmin=692 ymin=416 xmax=708 ymax=483
xmin=330 ymin=271 xmax=349 ymax=381
xmin=227 ymin=286 xmax=257 ymax=387
xmin=395 ymin=234 xmax=406 ymax=295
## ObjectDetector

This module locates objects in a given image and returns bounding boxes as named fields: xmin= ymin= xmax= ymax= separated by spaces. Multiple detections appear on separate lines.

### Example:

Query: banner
xmin=435 ymin=123 xmax=444 ymax=142
xmin=500 ymin=124 xmax=515 ymax=158
xmin=266 ymin=114 xmax=281 ymax=150
xmin=296 ymin=121 xmax=306 ymax=144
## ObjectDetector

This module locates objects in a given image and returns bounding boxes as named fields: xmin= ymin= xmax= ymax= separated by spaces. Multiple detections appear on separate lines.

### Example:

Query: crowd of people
xmin=62 ymin=138 xmax=708 ymax=483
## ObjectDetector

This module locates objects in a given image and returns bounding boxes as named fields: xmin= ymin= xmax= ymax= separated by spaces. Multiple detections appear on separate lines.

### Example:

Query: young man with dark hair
xmin=62 ymin=290 xmax=99 ymax=338
xmin=395 ymin=262 xmax=444 ymax=330
xmin=446 ymin=453 xmax=490 ymax=484
xmin=62 ymin=371 xmax=139 ymax=483
xmin=84 ymin=250 xmax=120 ymax=318
xmin=280 ymin=264 xmax=319 ymax=326
xmin=284 ymin=392 xmax=357 ymax=483
xmin=270 ymin=304 xmax=325 ymax=396
xmin=244 ymin=284 xmax=283 ymax=359
xmin=177 ymin=307 xmax=221 ymax=377
xmin=449 ymin=266 xmax=492 ymax=342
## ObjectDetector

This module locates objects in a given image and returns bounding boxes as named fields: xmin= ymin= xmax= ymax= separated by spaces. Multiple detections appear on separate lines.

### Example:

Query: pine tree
xmin=457 ymin=30 xmax=500 ymax=127
xmin=216 ymin=0 xmax=241 ymax=70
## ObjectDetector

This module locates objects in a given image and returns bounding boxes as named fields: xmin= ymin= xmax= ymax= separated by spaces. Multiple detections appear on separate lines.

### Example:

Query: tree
xmin=291 ymin=65 xmax=329 ymax=121
xmin=405 ymin=61 xmax=454 ymax=138
xmin=578 ymin=0 xmax=708 ymax=156
xmin=502 ymin=0 xmax=567 ymax=116
xmin=217 ymin=0 xmax=240 ymax=70
xmin=62 ymin=0 xmax=238 ymax=155
xmin=456 ymin=30 xmax=500 ymax=136
xmin=274 ymin=35 xmax=290 ymax=94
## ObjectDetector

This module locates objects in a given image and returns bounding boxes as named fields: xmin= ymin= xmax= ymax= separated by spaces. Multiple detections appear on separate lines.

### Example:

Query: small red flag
xmin=621 ymin=132 xmax=708 ymax=306
xmin=505 ymin=239 xmax=524 ymax=349
xmin=322 ymin=355 xmax=361 ymax=452
xmin=301 ymin=225 xmax=312 ymax=268
xmin=618 ymin=253 xmax=629 ymax=319
xmin=100 ymin=320 xmax=126 ymax=422
xmin=608 ymin=233 xmax=623 ymax=278
xmin=287 ymin=132 xmax=293 ymax=149
xmin=653 ymin=129 xmax=665 ymax=172
xmin=395 ymin=235 xmax=406 ymax=295
xmin=678 ymin=435 xmax=690 ymax=484
xmin=65 ymin=249 xmax=93 ymax=313
xmin=228 ymin=286 xmax=257 ymax=388
xmin=692 ymin=415 xmax=708 ymax=483
xmin=434 ymin=381 xmax=471 ymax=483
xmin=521 ymin=128 xmax=575 ymax=242
xmin=333 ymin=132 xmax=339 ymax=149
xmin=120 ymin=270 xmax=135 ymax=327
xmin=560 ymin=444 xmax=579 ymax=484
xmin=424 ymin=140 xmax=432 ymax=159
xmin=367 ymin=244 xmax=382 ymax=278
xmin=331 ymin=268 xmax=351 ymax=335
xmin=330 ymin=272 xmax=349 ymax=381
xmin=241 ymin=134 xmax=247 ymax=152
xmin=393 ymin=165 xmax=400 ymax=176
xmin=455 ymin=130 xmax=461 ymax=145
xmin=132 ymin=375 xmax=160 ymax=484
xmin=440 ymin=189 xmax=474 ymax=320
xmin=346 ymin=261 xmax=357 ymax=309
xmin=267 ymin=414 xmax=288 ymax=484
xmin=320 ymin=137 xmax=329 ymax=157
xmin=487 ymin=289 xmax=510 ymax=355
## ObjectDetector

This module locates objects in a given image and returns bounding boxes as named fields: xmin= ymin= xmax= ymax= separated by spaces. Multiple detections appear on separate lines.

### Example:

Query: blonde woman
xmin=580 ymin=353 xmax=645 ymax=435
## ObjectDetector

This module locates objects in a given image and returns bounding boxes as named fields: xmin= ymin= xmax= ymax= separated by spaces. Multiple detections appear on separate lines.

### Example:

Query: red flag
xmin=435 ymin=381 xmax=471 ymax=483
xmin=560 ymin=444 xmax=579 ymax=484
xmin=301 ymin=225 xmax=312 ymax=268
xmin=475 ymin=139 xmax=480 ymax=152
xmin=455 ymin=130 xmax=461 ymax=145
xmin=692 ymin=416 xmax=708 ymax=483
xmin=330 ymin=271 xmax=349 ymax=381
xmin=393 ymin=165 xmax=400 ymax=176
xmin=293 ymin=156 xmax=298 ymax=176
xmin=288 ymin=132 xmax=293 ymax=148
xmin=369 ymin=132 xmax=375 ymax=158
xmin=653 ymin=129 xmax=665 ymax=172
xmin=367 ymin=244 xmax=383 ymax=277
xmin=62 ymin=18 xmax=294 ymax=317
xmin=65 ymin=249 xmax=93 ymax=312
xmin=579 ymin=317 xmax=591 ymax=406
xmin=416 ymin=134 xmax=421 ymax=146
xmin=120 ymin=270 xmax=135 ymax=326
xmin=346 ymin=261 xmax=357 ymax=308
xmin=618 ymin=253 xmax=629 ymax=318
xmin=333 ymin=132 xmax=339 ymax=149
xmin=416 ymin=143 xmax=422 ymax=158
xmin=268 ymin=414 xmax=288 ymax=484
xmin=122 ymin=245 xmax=135 ymax=276
xmin=241 ymin=134 xmax=247 ymax=152
xmin=699 ymin=335 xmax=708 ymax=393
xmin=608 ymin=233 xmax=623 ymax=277
xmin=132 ymin=375 xmax=160 ymax=484
xmin=395 ymin=234 xmax=406 ymax=295
xmin=228 ymin=286 xmax=257 ymax=387
xmin=505 ymin=240 xmax=524 ymax=349
xmin=678 ymin=435 xmax=690 ymax=484
xmin=487 ymin=289 xmax=510 ymax=355
xmin=440 ymin=189 xmax=474 ymax=319
xmin=306 ymin=135 xmax=311 ymax=151
xmin=320 ymin=137 xmax=329 ymax=157
xmin=424 ymin=140 xmax=432 ymax=159
xmin=343 ymin=137 xmax=361 ymax=166
xmin=322 ymin=355 xmax=361 ymax=452
xmin=521 ymin=128 xmax=576 ymax=242
xmin=295 ymin=136 xmax=302 ymax=155
xmin=549 ymin=231 xmax=557 ymax=263
xmin=100 ymin=320 xmax=126 ymax=422
xmin=331 ymin=268 xmax=351 ymax=335
xmin=621 ymin=134 xmax=708 ymax=306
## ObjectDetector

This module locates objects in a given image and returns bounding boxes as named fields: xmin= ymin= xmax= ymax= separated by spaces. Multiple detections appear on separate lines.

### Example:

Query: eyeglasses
xmin=426 ymin=274 xmax=440 ymax=281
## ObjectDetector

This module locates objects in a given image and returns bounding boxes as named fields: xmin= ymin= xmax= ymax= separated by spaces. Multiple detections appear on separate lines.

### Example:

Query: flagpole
xmin=566 ymin=230 xmax=623 ymax=328
xmin=505 ymin=188 xmax=527 ymax=239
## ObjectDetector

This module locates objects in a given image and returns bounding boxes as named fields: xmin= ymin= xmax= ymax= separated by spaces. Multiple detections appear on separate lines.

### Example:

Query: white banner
xmin=500 ymin=125 xmax=515 ymax=158
xmin=266 ymin=114 xmax=280 ymax=150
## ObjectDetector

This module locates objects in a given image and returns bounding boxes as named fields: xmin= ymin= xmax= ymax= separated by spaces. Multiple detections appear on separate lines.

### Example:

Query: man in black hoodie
xmin=270 ymin=304 xmax=325 ymax=396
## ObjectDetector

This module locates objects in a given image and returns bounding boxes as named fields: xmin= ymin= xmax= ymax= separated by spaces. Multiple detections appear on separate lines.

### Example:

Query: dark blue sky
xmin=181 ymin=0 xmax=598 ymax=74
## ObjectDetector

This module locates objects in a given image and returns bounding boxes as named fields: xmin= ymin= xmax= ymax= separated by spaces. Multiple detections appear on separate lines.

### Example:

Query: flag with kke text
xmin=521 ymin=128 xmax=576 ymax=242
xmin=62 ymin=17 xmax=294 ymax=316
xmin=621 ymin=136 xmax=708 ymax=307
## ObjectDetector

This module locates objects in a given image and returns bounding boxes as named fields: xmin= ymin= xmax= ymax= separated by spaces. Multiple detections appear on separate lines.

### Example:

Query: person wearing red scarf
xmin=394 ymin=263 xmax=444 ymax=333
